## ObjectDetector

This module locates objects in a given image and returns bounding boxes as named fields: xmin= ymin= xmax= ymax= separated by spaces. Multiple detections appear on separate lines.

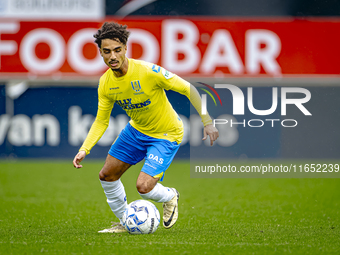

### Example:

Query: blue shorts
xmin=108 ymin=123 xmax=180 ymax=181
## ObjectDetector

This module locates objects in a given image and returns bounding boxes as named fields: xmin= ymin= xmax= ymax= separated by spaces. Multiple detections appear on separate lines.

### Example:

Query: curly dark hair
xmin=93 ymin=22 xmax=130 ymax=48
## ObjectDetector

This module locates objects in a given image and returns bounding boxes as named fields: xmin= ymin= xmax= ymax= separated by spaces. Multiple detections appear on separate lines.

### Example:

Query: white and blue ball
xmin=122 ymin=200 xmax=160 ymax=234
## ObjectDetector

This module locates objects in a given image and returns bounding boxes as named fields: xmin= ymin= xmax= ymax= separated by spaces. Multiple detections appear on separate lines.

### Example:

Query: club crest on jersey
xmin=131 ymin=80 xmax=141 ymax=92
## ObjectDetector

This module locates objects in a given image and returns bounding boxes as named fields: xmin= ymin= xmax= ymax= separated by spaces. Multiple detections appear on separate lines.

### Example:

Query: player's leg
xmin=137 ymin=139 xmax=180 ymax=229
xmin=136 ymin=171 xmax=179 ymax=228
xmin=98 ymin=124 xmax=146 ymax=233
xmin=136 ymin=171 xmax=159 ymax=194
xmin=99 ymin=155 xmax=131 ymax=220
xmin=137 ymin=172 xmax=176 ymax=202
xmin=98 ymin=155 xmax=131 ymax=233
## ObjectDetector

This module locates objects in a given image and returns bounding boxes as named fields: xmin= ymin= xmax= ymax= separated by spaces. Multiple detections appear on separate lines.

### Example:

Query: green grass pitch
xmin=0 ymin=160 xmax=339 ymax=254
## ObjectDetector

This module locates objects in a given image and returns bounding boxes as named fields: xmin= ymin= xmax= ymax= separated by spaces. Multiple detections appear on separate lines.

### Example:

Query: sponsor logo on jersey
xmin=116 ymin=98 xmax=151 ymax=110
xmin=162 ymin=68 xmax=174 ymax=79
xmin=152 ymin=64 xmax=161 ymax=73
xmin=131 ymin=80 xmax=141 ymax=92
xmin=110 ymin=87 xmax=119 ymax=90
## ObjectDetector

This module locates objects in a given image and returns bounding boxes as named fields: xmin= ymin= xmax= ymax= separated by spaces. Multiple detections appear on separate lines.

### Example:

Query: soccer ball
xmin=122 ymin=200 xmax=160 ymax=234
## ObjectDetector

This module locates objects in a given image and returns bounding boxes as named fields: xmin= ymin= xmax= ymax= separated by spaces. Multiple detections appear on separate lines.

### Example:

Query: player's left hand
xmin=202 ymin=124 xmax=219 ymax=146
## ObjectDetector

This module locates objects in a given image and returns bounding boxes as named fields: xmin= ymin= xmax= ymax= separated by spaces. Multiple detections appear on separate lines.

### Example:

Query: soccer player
xmin=72 ymin=22 xmax=219 ymax=233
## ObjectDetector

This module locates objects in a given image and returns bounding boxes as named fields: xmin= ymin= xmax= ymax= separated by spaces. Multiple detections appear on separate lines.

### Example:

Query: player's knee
xmin=99 ymin=170 xmax=106 ymax=181
xmin=99 ymin=169 xmax=119 ymax=182
xmin=136 ymin=181 xmax=152 ymax=194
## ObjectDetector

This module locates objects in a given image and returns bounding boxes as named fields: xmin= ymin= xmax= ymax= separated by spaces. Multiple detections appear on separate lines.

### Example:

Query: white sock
xmin=139 ymin=183 xmax=175 ymax=203
xmin=100 ymin=179 xmax=127 ymax=224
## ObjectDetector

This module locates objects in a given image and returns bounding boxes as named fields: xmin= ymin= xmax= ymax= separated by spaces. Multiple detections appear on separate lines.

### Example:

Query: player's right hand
xmin=73 ymin=151 xmax=86 ymax=168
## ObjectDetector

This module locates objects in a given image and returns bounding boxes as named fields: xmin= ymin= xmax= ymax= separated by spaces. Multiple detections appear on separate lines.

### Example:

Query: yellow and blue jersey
xmin=80 ymin=58 xmax=197 ymax=155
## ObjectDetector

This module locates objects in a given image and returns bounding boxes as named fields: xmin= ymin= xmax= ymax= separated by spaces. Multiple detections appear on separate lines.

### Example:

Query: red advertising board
xmin=0 ymin=17 xmax=339 ymax=78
